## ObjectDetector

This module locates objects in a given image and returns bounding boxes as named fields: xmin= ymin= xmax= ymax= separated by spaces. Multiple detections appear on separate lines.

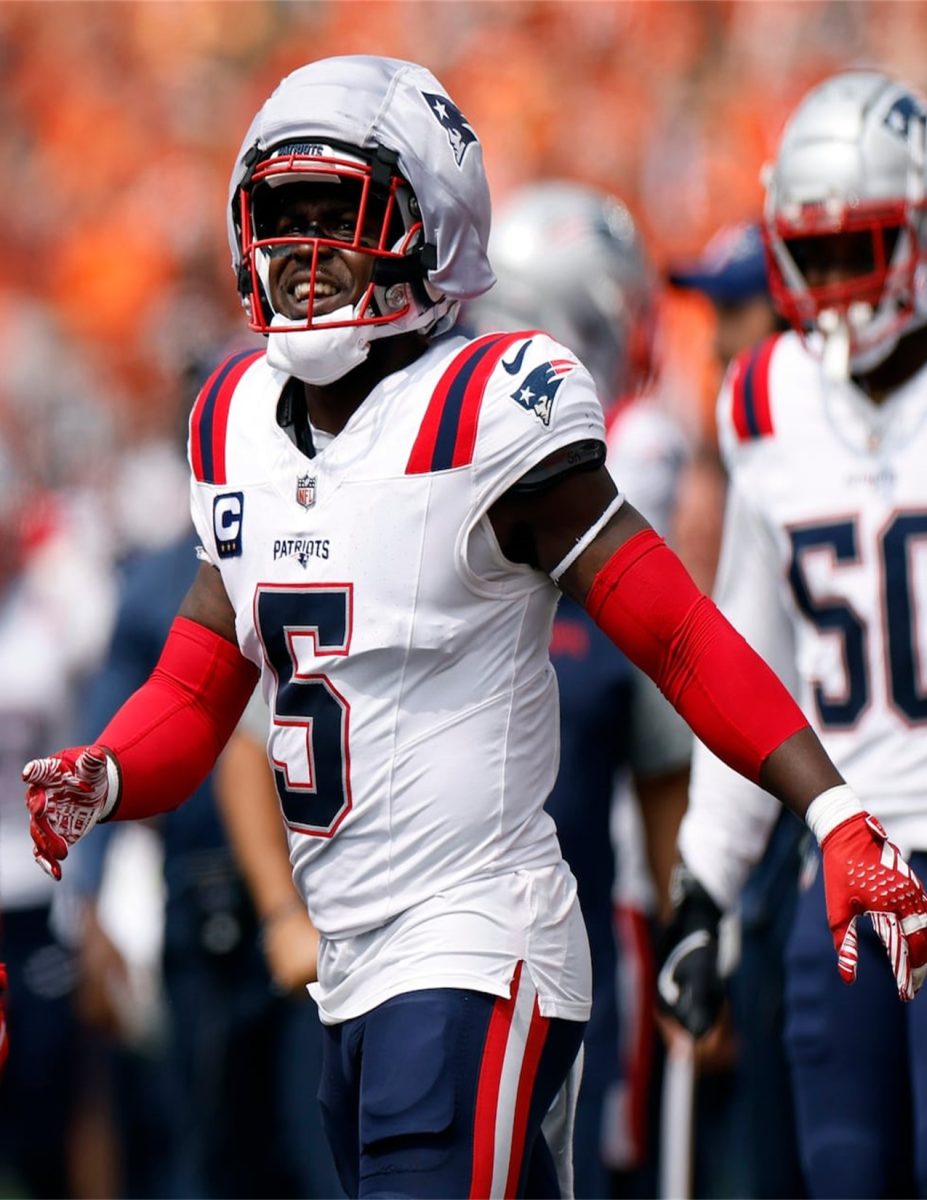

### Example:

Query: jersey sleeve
xmin=716 ymin=334 xmax=782 ymax=472
xmin=188 ymin=476 xmax=219 ymax=568
xmin=715 ymin=363 xmax=741 ymax=473
xmin=469 ymin=333 xmax=607 ymax=507
xmin=678 ymin=471 xmax=800 ymax=910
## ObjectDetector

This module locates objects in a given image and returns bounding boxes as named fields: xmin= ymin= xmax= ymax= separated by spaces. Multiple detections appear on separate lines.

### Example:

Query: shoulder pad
xmin=727 ymin=334 xmax=782 ymax=443
xmin=190 ymin=348 xmax=265 ymax=484
xmin=406 ymin=330 xmax=542 ymax=474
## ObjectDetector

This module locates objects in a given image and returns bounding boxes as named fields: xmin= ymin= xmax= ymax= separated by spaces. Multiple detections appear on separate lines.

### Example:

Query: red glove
xmin=810 ymin=786 xmax=927 ymax=1001
xmin=23 ymin=745 xmax=117 ymax=881
xmin=0 ymin=961 xmax=8 ymax=1073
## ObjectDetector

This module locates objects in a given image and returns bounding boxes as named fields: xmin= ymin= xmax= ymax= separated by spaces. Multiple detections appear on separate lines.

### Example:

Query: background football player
xmin=21 ymin=55 xmax=927 ymax=1199
xmin=468 ymin=178 xmax=691 ymax=1198
xmin=663 ymin=218 xmax=806 ymax=1198
xmin=659 ymin=67 xmax=927 ymax=1199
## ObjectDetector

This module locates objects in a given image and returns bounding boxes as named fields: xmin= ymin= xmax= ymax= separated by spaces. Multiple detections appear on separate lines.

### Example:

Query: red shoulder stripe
xmin=450 ymin=332 xmax=536 ymax=469
xmin=190 ymin=349 xmax=264 ymax=484
xmin=406 ymin=331 xmax=541 ymax=475
xmin=729 ymin=333 xmax=781 ymax=443
xmin=751 ymin=334 xmax=778 ymax=438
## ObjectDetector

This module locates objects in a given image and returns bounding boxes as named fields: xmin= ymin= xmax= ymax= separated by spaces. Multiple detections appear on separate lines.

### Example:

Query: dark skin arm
xmin=488 ymin=459 xmax=842 ymax=820
xmin=178 ymin=561 xmax=240 ymax=641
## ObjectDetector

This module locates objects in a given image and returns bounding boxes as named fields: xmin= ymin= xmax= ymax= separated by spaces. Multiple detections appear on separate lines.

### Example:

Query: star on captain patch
xmin=296 ymin=473 xmax=316 ymax=509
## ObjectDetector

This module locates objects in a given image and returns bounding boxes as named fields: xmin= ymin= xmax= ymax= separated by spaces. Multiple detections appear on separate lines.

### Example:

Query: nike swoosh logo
xmin=501 ymin=339 xmax=532 ymax=375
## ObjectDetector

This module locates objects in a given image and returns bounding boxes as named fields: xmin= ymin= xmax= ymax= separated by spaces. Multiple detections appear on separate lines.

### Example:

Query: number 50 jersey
xmin=189 ymin=330 xmax=605 ymax=1020
xmin=681 ymin=331 xmax=927 ymax=906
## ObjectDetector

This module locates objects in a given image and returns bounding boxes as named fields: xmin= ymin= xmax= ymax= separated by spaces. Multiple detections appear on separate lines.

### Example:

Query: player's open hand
xmin=820 ymin=809 xmax=927 ymax=1001
xmin=22 ymin=745 xmax=116 ymax=881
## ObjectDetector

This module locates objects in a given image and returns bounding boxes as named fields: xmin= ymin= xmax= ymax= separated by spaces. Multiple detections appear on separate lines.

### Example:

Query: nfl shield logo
xmin=296 ymin=473 xmax=316 ymax=509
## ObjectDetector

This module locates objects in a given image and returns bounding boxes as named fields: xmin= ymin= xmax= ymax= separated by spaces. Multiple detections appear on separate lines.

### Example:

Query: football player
xmin=659 ymin=68 xmax=927 ymax=1198
xmin=22 ymin=57 xmax=927 ymax=1199
xmin=469 ymin=179 xmax=691 ymax=1197
xmin=665 ymin=220 xmax=806 ymax=1198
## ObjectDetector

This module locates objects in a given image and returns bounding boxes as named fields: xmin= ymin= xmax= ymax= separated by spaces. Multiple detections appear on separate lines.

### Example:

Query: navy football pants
xmin=317 ymin=964 xmax=586 ymax=1198
xmin=784 ymin=850 xmax=927 ymax=1199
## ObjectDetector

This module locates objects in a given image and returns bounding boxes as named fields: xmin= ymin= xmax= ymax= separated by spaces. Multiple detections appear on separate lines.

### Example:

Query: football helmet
xmin=470 ymin=181 xmax=658 ymax=403
xmin=228 ymin=55 xmax=495 ymax=383
xmin=764 ymin=68 xmax=927 ymax=376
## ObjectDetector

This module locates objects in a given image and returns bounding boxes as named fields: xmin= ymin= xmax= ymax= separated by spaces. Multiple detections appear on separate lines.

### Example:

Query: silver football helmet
xmin=228 ymin=55 xmax=495 ymax=382
xmin=764 ymin=68 xmax=927 ymax=376
xmin=470 ymin=181 xmax=658 ymax=403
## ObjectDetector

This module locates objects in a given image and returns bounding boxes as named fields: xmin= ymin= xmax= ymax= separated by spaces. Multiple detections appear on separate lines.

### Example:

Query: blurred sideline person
xmin=659 ymin=68 xmax=927 ymax=1200
xmin=62 ymin=513 xmax=342 ymax=1198
xmin=669 ymin=222 xmax=784 ymax=372
xmin=664 ymin=223 xmax=806 ymax=1198
xmin=468 ymin=179 xmax=692 ymax=1198
xmin=21 ymin=56 xmax=927 ymax=1200
xmin=214 ymin=692 xmax=322 ymax=998
xmin=0 ymin=447 xmax=115 ymax=1199
xmin=667 ymin=221 xmax=789 ymax=594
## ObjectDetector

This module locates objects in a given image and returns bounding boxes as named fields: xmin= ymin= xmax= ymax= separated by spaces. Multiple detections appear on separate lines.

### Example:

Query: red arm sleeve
xmin=585 ymin=529 xmax=807 ymax=784
xmin=100 ymin=616 xmax=260 ymax=821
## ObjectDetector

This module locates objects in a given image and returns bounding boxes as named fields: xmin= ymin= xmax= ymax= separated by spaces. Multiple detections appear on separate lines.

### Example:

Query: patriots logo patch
xmin=422 ymin=91 xmax=478 ymax=166
xmin=884 ymin=93 xmax=927 ymax=141
xmin=510 ymin=359 xmax=575 ymax=427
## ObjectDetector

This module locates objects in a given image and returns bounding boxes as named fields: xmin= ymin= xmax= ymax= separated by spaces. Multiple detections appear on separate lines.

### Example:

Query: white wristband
xmin=102 ymin=752 xmax=121 ymax=820
xmin=804 ymin=784 xmax=864 ymax=845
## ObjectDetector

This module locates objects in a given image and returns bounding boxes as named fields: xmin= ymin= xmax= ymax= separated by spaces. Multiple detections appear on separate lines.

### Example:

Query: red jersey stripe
xmin=730 ymin=353 xmax=751 ymax=443
xmin=751 ymin=333 xmax=779 ymax=438
xmin=408 ymin=331 xmax=543 ymax=475
xmin=729 ymin=334 xmax=781 ymax=443
xmin=407 ymin=336 xmax=498 ymax=475
xmin=469 ymin=961 xmax=523 ymax=1199
xmin=451 ymin=332 xmax=534 ymax=469
xmin=190 ymin=349 xmax=264 ymax=483
xmin=503 ymin=999 xmax=550 ymax=1198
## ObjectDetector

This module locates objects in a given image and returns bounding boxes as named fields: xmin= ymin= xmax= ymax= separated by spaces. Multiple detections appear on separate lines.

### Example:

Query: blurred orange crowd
xmin=2 ymin=0 xmax=927 ymax=474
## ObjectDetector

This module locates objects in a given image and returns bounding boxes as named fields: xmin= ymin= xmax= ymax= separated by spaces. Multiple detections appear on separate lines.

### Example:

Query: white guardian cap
xmin=472 ymin=180 xmax=658 ymax=404
xmin=228 ymin=55 xmax=495 ymax=383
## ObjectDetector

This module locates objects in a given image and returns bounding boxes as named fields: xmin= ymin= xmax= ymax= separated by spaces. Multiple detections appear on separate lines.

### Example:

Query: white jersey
xmin=605 ymin=395 xmax=690 ymax=540
xmin=188 ymin=330 xmax=604 ymax=1022
xmin=680 ymin=331 xmax=927 ymax=909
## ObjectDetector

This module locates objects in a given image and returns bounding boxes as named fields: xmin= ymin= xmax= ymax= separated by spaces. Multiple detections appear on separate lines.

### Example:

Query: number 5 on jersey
xmin=255 ymin=584 xmax=353 ymax=835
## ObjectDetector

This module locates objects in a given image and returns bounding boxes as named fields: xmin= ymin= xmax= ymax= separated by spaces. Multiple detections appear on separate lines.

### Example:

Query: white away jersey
xmin=681 ymin=331 xmax=927 ymax=908
xmin=188 ymin=330 xmax=604 ymax=1020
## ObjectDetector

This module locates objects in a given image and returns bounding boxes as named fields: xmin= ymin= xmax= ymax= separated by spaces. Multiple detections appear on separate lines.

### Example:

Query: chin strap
xmin=818 ymin=309 xmax=852 ymax=382
xmin=266 ymin=309 xmax=371 ymax=385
